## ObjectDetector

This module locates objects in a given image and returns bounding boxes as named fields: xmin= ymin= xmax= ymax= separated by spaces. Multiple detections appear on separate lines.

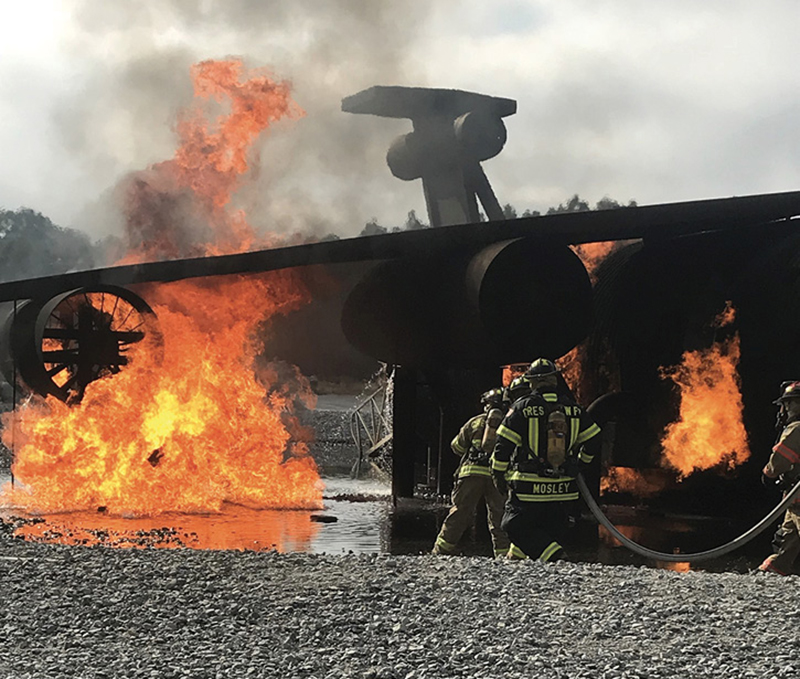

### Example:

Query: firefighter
xmin=432 ymin=388 xmax=511 ymax=557
xmin=759 ymin=380 xmax=800 ymax=575
xmin=491 ymin=358 xmax=601 ymax=561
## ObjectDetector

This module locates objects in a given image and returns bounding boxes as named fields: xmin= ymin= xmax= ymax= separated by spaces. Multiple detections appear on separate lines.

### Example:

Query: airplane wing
xmin=0 ymin=189 xmax=798 ymax=303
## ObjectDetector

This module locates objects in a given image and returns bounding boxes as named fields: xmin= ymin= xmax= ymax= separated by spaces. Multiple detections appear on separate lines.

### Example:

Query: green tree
xmin=595 ymin=196 xmax=638 ymax=210
xmin=0 ymin=208 xmax=95 ymax=282
xmin=547 ymin=194 xmax=591 ymax=215
xmin=502 ymin=203 xmax=518 ymax=220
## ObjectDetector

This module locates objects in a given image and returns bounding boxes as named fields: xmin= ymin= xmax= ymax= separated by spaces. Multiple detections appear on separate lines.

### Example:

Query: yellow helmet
xmin=504 ymin=376 xmax=531 ymax=404
xmin=525 ymin=358 xmax=559 ymax=378
xmin=774 ymin=381 xmax=800 ymax=404
xmin=481 ymin=388 xmax=505 ymax=410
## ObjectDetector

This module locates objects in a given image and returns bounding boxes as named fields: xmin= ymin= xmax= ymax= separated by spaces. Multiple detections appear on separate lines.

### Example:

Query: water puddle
xmin=583 ymin=511 xmax=768 ymax=573
xmin=1 ymin=474 xmax=392 ymax=555
xmin=0 ymin=472 xmax=776 ymax=572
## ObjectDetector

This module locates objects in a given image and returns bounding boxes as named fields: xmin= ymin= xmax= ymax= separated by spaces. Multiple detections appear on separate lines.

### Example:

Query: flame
xmin=501 ymin=363 xmax=528 ymax=387
xmin=1 ymin=58 xmax=323 ymax=519
xmin=600 ymin=467 xmax=667 ymax=498
xmin=3 ymin=273 xmax=321 ymax=516
xmin=119 ymin=58 xmax=303 ymax=263
xmin=571 ymin=241 xmax=617 ymax=283
xmin=556 ymin=345 xmax=587 ymax=403
xmin=659 ymin=562 xmax=691 ymax=572
xmin=659 ymin=303 xmax=749 ymax=478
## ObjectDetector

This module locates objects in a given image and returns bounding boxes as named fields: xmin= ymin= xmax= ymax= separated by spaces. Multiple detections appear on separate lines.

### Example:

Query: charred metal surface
xmin=0 ymin=190 xmax=799 ymax=305
xmin=343 ymin=86 xmax=518 ymax=226
xmin=341 ymin=238 xmax=592 ymax=368
xmin=3 ymin=83 xmax=799 ymax=515
xmin=341 ymin=86 xmax=517 ymax=120
xmin=582 ymin=220 xmax=800 ymax=515
xmin=0 ymin=186 xmax=799 ymax=505
xmin=0 ymin=286 xmax=162 ymax=402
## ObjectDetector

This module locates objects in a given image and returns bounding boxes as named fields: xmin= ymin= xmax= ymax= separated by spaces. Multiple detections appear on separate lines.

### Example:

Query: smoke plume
xmin=59 ymin=1 xmax=437 ymax=242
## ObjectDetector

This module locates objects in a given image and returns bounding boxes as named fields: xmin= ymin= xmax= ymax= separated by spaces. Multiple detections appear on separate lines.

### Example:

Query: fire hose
xmin=576 ymin=473 xmax=800 ymax=563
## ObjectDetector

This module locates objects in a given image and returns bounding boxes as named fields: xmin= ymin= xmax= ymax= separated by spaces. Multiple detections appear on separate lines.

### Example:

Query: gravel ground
xmin=2 ymin=394 xmax=795 ymax=677
xmin=1 ymin=528 xmax=797 ymax=679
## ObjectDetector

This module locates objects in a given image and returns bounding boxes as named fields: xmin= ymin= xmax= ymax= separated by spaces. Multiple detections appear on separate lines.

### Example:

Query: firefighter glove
xmin=563 ymin=456 xmax=581 ymax=478
xmin=761 ymin=472 xmax=778 ymax=489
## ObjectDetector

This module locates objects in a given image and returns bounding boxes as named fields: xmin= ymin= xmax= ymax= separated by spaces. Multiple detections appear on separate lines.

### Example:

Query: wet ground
xmin=0 ymin=470 xmax=778 ymax=573
xmin=0 ymin=474 xmax=393 ymax=554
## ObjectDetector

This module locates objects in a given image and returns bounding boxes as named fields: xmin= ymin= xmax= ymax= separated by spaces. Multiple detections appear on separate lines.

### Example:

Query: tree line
xmin=358 ymin=194 xmax=637 ymax=236
xmin=0 ymin=194 xmax=637 ymax=282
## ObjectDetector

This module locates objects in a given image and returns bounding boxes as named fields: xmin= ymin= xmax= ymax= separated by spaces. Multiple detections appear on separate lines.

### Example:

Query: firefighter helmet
xmin=525 ymin=358 xmax=560 ymax=378
xmin=480 ymin=387 xmax=505 ymax=410
xmin=505 ymin=376 xmax=531 ymax=404
xmin=774 ymin=381 xmax=800 ymax=404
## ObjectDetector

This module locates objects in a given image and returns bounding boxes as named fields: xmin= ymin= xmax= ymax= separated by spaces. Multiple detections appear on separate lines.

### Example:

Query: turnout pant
xmin=433 ymin=475 xmax=510 ymax=556
xmin=500 ymin=495 xmax=571 ymax=561
xmin=761 ymin=505 xmax=800 ymax=575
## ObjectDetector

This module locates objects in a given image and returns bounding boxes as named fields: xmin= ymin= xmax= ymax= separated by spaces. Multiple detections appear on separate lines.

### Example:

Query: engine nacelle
xmin=341 ymin=237 xmax=593 ymax=368
xmin=0 ymin=285 xmax=162 ymax=403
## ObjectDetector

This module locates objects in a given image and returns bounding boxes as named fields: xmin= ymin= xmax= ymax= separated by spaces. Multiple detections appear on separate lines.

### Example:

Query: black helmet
xmin=774 ymin=381 xmax=800 ymax=404
xmin=504 ymin=376 xmax=531 ymax=404
xmin=525 ymin=358 xmax=559 ymax=378
xmin=481 ymin=387 xmax=505 ymax=410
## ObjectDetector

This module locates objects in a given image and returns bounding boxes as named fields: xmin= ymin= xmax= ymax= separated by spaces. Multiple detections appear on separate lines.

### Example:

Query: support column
xmin=391 ymin=365 xmax=417 ymax=498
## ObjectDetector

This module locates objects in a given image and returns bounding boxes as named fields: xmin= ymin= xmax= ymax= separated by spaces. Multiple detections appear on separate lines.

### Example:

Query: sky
xmin=2 ymin=0 xmax=800 ymax=242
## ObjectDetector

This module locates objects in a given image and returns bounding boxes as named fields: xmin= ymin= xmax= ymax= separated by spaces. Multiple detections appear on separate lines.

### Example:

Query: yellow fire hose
xmin=577 ymin=473 xmax=800 ymax=563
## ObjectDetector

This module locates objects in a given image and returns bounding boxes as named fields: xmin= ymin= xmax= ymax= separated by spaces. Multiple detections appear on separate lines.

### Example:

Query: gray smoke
xmin=60 ymin=0 xmax=438 ymax=243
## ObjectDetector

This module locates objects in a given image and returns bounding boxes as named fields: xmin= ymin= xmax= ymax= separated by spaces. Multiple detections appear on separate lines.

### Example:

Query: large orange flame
xmin=1 ymin=58 xmax=323 ymax=519
xmin=659 ymin=303 xmax=750 ymax=478
xmin=120 ymin=58 xmax=303 ymax=263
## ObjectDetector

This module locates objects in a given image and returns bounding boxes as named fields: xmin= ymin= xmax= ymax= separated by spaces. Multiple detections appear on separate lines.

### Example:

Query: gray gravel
xmin=1 ymin=530 xmax=798 ymax=679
